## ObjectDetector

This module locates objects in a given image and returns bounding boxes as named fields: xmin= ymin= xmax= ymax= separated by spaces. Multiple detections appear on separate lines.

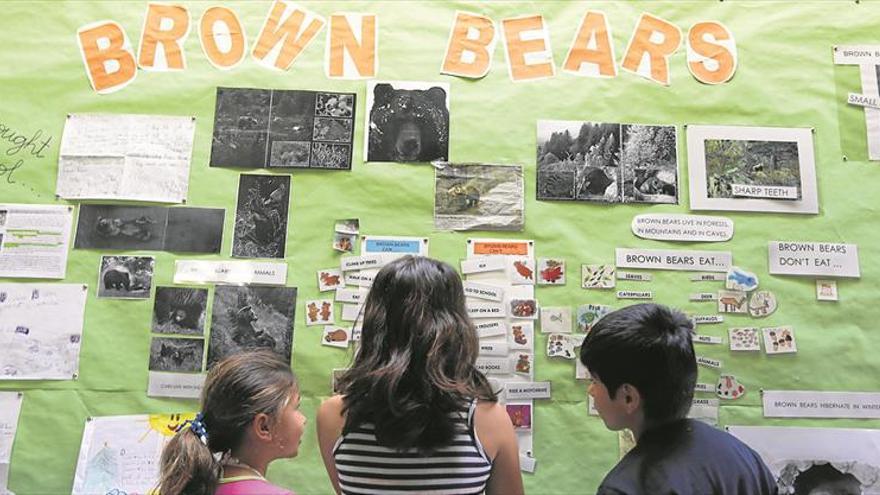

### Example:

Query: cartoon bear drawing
xmin=368 ymin=83 xmax=449 ymax=162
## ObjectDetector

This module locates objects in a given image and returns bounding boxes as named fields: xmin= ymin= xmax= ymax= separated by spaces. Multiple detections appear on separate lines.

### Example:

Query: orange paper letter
xmin=563 ymin=11 xmax=616 ymax=78
xmin=199 ymin=6 xmax=247 ymax=69
xmin=327 ymin=13 xmax=377 ymax=79
xmin=253 ymin=0 xmax=325 ymax=71
xmin=687 ymin=21 xmax=737 ymax=85
xmin=77 ymin=21 xmax=137 ymax=94
xmin=621 ymin=13 xmax=682 ymax=85
xmin=502 ymin=15 xmax=555 ymax=82
xmin=441 ymin=12 xmax=496 ymax=79
xmin=138 ymin=3 xmax=191 ymax=70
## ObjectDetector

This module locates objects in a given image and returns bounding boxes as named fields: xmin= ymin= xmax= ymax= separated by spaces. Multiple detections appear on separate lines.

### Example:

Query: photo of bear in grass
xmin=367 ymin=81 xmax=450 ymax=163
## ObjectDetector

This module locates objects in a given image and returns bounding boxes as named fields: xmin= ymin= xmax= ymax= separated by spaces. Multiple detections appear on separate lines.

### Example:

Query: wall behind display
xmin=1 ymin=1 xmax=879 ymax=493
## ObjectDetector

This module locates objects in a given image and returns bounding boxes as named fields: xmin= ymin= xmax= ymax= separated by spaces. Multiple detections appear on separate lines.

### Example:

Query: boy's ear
xmin=251 ymin=412 xmax=274 ymax=442
xmin=619 ymin=383 xmax=642 ymax=414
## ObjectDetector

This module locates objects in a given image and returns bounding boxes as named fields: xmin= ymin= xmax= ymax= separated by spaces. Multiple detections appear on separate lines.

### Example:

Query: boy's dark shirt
xmin=597 ymin=419 xmax=778 ymax=495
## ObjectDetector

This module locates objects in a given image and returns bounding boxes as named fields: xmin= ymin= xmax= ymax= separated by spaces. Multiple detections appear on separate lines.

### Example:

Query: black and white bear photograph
xmin=232 ymin=174 xmax=290 ymax=259
xmin=537 ymin=120 xmax=620 ymax=202
xmin=366 ymin=81 xmax=450 ymax=163
xmin=207 ymin=285 xmax=296 ymax=367
xmin=97 ymin=255 xmax=154 ymax=299
xmin=620 ymin=124 xmax=678 ymax=204
xmin=75 ymin=204 xmax=168 ymax=251
xmin=148 ymin=337 xmax=204 ymax=373
xmin=163 ymin=207 xmax=225 ymax=254
xmin=151 ymin=287 xmax=209 ymax=335
xmin=211 ymin=87 xmax=356 ymax=170
xmin=210 ymin=87 xmax=271 ymax=168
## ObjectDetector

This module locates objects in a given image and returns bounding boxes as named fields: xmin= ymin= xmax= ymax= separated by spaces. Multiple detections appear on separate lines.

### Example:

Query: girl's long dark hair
xmin=337 ymin=255 xmax=496 ymax=452
xmin=156 ymin=350 xmax=297 ymax=495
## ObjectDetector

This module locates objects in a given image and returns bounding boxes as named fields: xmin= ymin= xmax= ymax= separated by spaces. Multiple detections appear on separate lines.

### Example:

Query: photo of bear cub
xmin=151 ymin=287 xmax=208 ymax=336
xmin=367 ymin=81 xmax=450 ymax=163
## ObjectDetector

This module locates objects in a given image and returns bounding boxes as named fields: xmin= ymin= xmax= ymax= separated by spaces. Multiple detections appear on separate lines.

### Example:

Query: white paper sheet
xmin=616 ymin=248 xmax=732 ymax=272
xmin=0 ymin=204 xmax=73 ymax=279
xmin=56 ymin=114 xmax=196 ymax=202
xmin=768 ymin=241 xmax=860 ymax=278
xmin=762 ymin=390 xmax=880 ymax=419
xmin=0 ymin=392 xmax=22 ymax=494
xmin=174 ymin=260 xmax=287 ymax=285
xmin=0 ymin=284 xmax=87 ymax=380
xmin=147 ymin=372 xmax=205 ymax=399
xmin=72 ymin=413 xmax=195 ymax=495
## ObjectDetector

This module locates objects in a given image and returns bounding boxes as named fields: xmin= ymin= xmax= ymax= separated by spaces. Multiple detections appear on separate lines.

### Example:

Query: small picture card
xmin=716 ymin=374 xmax=746 ymax=400
xmin=335 ymin=288 xmax=365 ymax=304
xmin=726 ymin=266 xmax=759 ymax=291
xmin=717 ymin=290 xmax=748 ymax=313
xmin=478 ymin=341 xmax=510 ymax=356
xmin=693 ymin=334 xmax=723 ymax=345
xmin=690 ymin=292 xmax=718 ymax=302
xmin=509 ymin=299 xmax=538 ymax=319
xmin=305 ymin=300 xmax=334 ymax=325
xmin=693 ymin=314 xmax=724 ymax=324
xmin=467 ymin=302 xmax=507 ymax=319
xmin=509 ymin=257 xmax=536 ymax=285
xmin=617 ymin=271 xmax=652 ymax=282
xmin=576 ymin=304 xmax=612 ymax=332
xmin=537 ymin=258 xmax=566 ymax=285
xmin=333 ymin=233 xmax=357 ymax=253
xmin=351 ymin=322 xmax=362 ymax=342
xmin=748 ymin=291 xmax=777 ymax=317
xmin=340 ymin=303 xmax=362 ymax=322
xmin=509 ymin=322 xmax=534 ymax=350
xmin=513 ymin=353 xmax=533 ymax=375
xmin=335 ymin=218 xmax=359 ymax=235
xmin=694 ymin=383 xmax=714 ymax=393
xmin=697 ymin=355 xmax=722 ymax=369
xmin=460 ymin=256 xmax=505 ymax=275
xmin=505 ymin=381 xmax=552 ymax=400
xmin=317 ymin=269 xmax=345 ymax=292
xmin=575 ymin=358 xmax=589 ymax=379
xmin=322 ymin=326 xmax=350 ymax=349
xmin=475 ymin=320 xmax=506 ymax=338
xmin=582 ymin=264 xmax=615 ymax=289
xmin=539 ymin=307 xmax=571 ymax=334
xmin=763 ymin=326 xmax=797 ymax=354
xmin=616 ymin=290 xmax=653 ymax=300
xmin=463 ymin=281 xmax=505 ymax=302
xmin=691 ymin=273 xmax=726 ymax=282
xmin=505 ymin=402 xmax=533 ymax=431
xmin=729 ymin=327 xmax=761 ymax=351
xmin=547 ymin=334 xmax=576 ymax=359
xmin=331 ymin=368 xmax=348 ymax=394
xmin=816 ymin=279 xmax=839 ymax=301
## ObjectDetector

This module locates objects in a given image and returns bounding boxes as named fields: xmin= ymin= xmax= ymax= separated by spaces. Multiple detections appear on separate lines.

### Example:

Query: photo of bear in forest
xmin=210 ymin=87 xmax=355 ymax=170
xmin=148 ymin=337 xmax=204 ymax=373
xmin=97 ymin=255 xmax=154 ymax=299
xmin=704 ymin=139 xmax=801 ymax=199
xmin=366 ymin=81 xmax=450 ymax=163
xmin=207 ymin=285 xmax=296 ymax=367
xmin=151 ymin=287 xmax=208 ymax=336
xmin=536 ymin=121 xmax=678 ymax=204
xmin=434 ymin=163 xmax=524 ymax=231
xmin=232 ymin=174 xmax=290 ymax=259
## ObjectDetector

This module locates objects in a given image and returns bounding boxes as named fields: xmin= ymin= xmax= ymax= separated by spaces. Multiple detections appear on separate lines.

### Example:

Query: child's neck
xmin=225 ymin=450 xmax=269 ymax=478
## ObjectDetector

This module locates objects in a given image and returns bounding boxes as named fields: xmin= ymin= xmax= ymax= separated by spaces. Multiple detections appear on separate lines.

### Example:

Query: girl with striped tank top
xmin=317 ymin=256 xmax=524 ymax=495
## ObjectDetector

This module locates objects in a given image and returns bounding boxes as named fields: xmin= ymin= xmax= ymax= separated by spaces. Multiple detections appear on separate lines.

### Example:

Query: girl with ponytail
xmin=157 ymin=350 xmax=305 ymax=495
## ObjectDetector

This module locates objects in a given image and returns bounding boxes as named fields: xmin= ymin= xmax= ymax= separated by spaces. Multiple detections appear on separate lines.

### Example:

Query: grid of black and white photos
xmin=434 ymin=163 xmax=524 ymax=231
xmin=97 ymin=255 xmax=154 ymax=299
xmin=686 ymin=125 xmax=818 ymax=213
xmin=151 ymin=287 xmax=208 ymax=335
xmin=148 ymin=337 xmax=204 ymax=373
xmin=366 ymin=81 xmax=450 ymax=163
xmin=207 ymin=285 xmax=297 ymax=367
xmin=75 ymin=205 xmax=224 ymax=253
xmin=536 ymin=120 xmax=678 ymax=204
xmin=232 ymin=174 xmax=291 ymax=259
xmin=210 ymin=87 xmax=356 ymax=170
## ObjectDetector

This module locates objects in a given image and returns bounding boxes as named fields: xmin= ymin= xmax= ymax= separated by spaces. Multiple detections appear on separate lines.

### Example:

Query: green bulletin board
xmin=1 ymin=1 xmax=879 ymax=493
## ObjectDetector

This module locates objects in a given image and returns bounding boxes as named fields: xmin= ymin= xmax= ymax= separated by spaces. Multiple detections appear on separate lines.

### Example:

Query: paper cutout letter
xmin=77 ymin=21 xmax=137 ymax=93
xmin=441 ymin=12 xmax=496 ymax=78
xmin=502 ymin=14 xmax=555 ymax=81
xmin=253 ymin=1 xmax=325 ymax=70
xmin=138 ymin=3 xmax=191 ymax=70
xmin=563 ymin=11 xmax=616 ymax=78
xmin=199 ymin=6 xmax=247 ymax=69
xmin=687 ymin=21 xmax=736 ymax=84
xmin=327 ymin=13 xmax=377 ymax=79
xmin=621 ymin=13 xmax=682 ymax=85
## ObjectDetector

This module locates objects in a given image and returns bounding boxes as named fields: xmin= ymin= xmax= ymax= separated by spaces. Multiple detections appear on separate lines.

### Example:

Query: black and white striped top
xmin=333 ymin=400 xmax=493 ymax=495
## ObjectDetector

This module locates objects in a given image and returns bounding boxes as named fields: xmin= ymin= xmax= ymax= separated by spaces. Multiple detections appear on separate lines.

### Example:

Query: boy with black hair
xmin=580 ymin=303 xmax=777 ymax=495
